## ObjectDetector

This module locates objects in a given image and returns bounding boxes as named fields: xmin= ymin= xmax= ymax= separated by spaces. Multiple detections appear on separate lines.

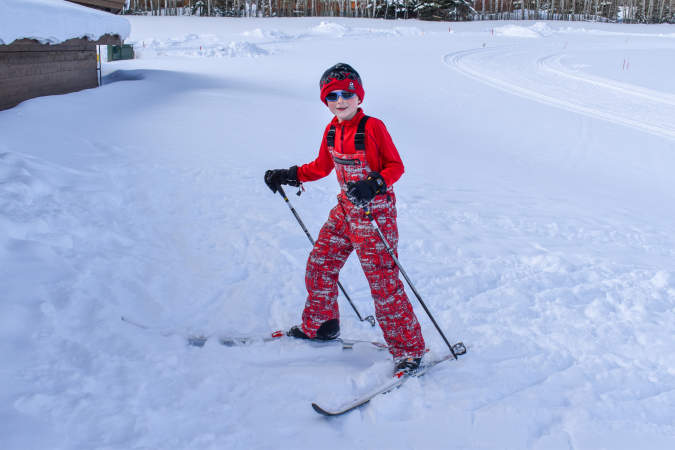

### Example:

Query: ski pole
xmin=275 ymin=185 xmax=376 ymax=327
xmin=363 ymin=206 xmax=465 ymax=359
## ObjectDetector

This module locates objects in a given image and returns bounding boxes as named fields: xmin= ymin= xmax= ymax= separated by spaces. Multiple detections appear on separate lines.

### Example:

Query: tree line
xmin=124 ymin=0 xmax=675 ymax=23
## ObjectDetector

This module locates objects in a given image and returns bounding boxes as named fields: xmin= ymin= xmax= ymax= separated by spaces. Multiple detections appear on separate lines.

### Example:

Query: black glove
xmin=264 ymin=166 xmax=300 ymax=193
xmin=346 ymin=172 xmax=386 ymax=206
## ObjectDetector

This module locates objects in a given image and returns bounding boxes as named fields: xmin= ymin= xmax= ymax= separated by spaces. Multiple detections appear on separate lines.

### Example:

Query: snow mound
xmin=304 ymin=22 xmax=422 ymax=39
xmin=209 ymin=41 xmax=269 ymax=58
xmin=0 ymin=0 xmax=130 ymax=45
xmin=241 ymin=28 xmax=292 ymax=41
xmin=494 ymin=22 xmax=553 ymax=38
xmin=493 ymin=25 xmax=540 ymax=38
xmin=308 ymin=21 xmax=349 ymax=37
xmin=529 ymin=22 xmax=554 ymax=37
xmin=133 ymin=34 xmax=268 ymax=58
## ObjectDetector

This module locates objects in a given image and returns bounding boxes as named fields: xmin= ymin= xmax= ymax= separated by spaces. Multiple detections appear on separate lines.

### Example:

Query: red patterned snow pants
xmin=301 ymin=194 xmax=426 ymax=359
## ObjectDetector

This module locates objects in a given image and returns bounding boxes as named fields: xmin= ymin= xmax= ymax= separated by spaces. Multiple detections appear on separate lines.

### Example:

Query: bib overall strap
xmin=326 ymin=125 xmax=336 ymax=148
xmin=354 ymin=116 xmax=370 ymax=151
xmin=325 ymin=116 xmax=370 ymax=150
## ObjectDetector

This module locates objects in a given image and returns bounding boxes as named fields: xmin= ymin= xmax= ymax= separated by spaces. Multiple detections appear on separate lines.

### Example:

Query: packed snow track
xmin=444 ymin=46 xmax=675 ymax=141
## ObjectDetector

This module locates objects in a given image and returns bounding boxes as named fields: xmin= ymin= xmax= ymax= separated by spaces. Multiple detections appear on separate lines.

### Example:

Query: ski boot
xmin=393 ymin=356 xmax=422 ymax=376
xmin=287 ymin=319 xmax=340 ymax=341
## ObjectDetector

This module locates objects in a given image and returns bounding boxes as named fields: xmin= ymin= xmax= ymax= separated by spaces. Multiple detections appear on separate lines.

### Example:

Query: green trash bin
xmin=107 ymin=44 xmax=135 ymax=61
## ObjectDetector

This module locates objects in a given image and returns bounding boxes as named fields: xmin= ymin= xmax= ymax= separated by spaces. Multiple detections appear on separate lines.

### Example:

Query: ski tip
xmin=311 ymin=402 xmax=334 ymax=416
xmin=312 ymin=400 xmax=371 ymax=417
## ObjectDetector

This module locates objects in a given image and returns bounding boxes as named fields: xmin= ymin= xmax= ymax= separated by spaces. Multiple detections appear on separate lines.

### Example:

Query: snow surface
xmin=2 ymin=17 xmax=675 ymax=449
xmin=0 ymin=0 xmax=130 ymax=45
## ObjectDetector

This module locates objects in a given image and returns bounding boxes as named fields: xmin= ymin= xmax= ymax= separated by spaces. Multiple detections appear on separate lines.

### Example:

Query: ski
xmin=213 ymin=332 xmax=388 ymax=351
xmin=121 ymin=316 xmax=388 ymax=351
xmin=311 ymin=342 xmax=467 ymax=417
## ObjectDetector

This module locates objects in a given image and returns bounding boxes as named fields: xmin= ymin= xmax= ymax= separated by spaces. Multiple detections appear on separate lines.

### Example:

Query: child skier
xmin=264 ymin=63 xmax=426 ymax=373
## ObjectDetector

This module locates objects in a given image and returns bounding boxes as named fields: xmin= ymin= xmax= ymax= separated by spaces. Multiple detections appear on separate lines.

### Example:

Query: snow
xmin=0 ymin=0 xmax=130 ymax=45
xmin=2 ymin=16 xmax=675 ymax=449
xmin=494 ymin=23 xmax=546 ymax=38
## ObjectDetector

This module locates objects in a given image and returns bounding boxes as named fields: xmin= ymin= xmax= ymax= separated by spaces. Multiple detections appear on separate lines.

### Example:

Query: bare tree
xmin=123 ymin=0 xmax=675 ymax=21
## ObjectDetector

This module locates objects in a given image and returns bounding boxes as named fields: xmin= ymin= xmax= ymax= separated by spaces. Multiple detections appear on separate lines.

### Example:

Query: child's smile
xmin=327 ymin=93 xmax=360 ymax=123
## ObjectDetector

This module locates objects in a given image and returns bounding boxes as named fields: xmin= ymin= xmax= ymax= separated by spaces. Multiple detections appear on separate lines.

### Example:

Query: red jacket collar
xmin=331 ymin=108 xmax=365 ymax=127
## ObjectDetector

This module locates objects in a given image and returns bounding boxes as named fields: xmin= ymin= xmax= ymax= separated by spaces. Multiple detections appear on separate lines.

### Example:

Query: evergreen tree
xmin=417 ymin=0 xmax=475 ymax=20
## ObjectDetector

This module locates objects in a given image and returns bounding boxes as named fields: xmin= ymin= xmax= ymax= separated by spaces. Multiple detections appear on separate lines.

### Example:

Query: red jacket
xmin=296 ymin=109 xmax=404 ymax=187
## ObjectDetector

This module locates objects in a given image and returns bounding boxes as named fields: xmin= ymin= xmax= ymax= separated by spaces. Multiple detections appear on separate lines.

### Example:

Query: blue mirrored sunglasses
xmin=325 ymin=90 xmax=356 ymax=102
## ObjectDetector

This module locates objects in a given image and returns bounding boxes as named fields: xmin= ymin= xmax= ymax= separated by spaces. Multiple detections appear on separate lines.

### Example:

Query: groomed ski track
xmin=443 ymin=46 xmax=675 ymax=141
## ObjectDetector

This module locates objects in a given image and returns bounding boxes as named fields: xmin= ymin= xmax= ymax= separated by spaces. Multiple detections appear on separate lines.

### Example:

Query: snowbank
xmin=494 ymin=22 xmax=554 ymax=38
xmin=134 ymin=34 xmax=268 ymax=59
xmin=0 ymin=0 xmax=130 ymax=45
xmin=309 ymin=21 xmax=349 ymax=37
xmin=127 ymin=19 xmax=423 ymax=59
xmin=241 ymin=28 xmax=293 ymax=41
xmin=302 ymin=21 xmax=423 ymax=38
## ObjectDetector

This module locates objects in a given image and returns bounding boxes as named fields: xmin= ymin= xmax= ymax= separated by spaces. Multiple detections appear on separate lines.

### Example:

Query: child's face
xmin=326 ymin=91 xmax=360 ymax=123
